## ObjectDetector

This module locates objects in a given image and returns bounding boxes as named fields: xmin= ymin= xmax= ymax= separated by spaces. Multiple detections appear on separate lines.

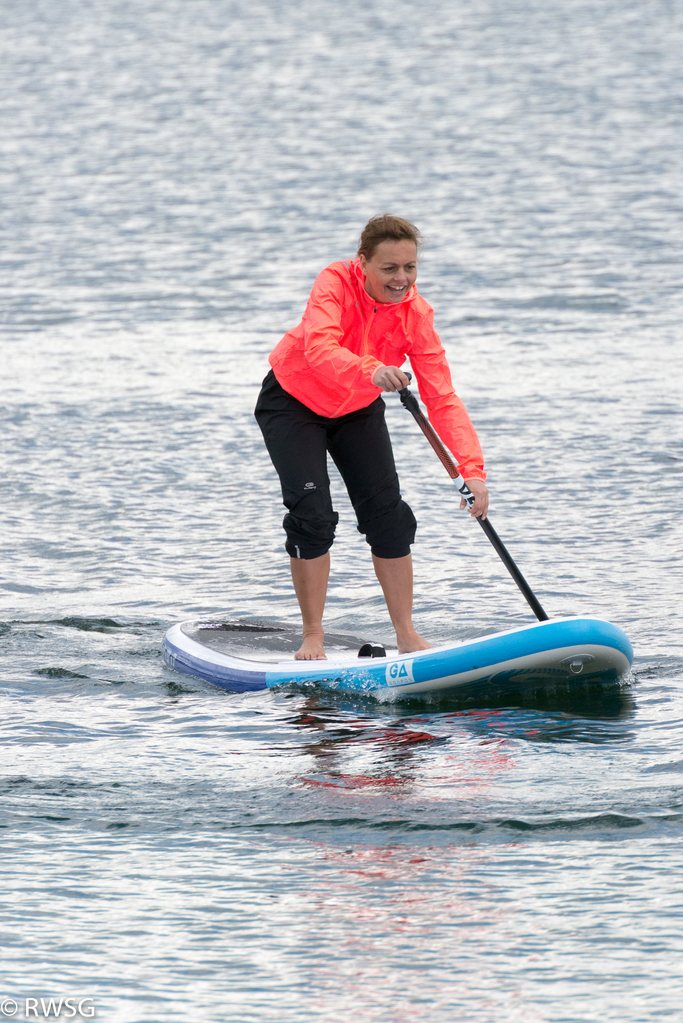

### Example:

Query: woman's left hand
xmin=461 ymin=478 xmax=489 ymax=519
xmin=373 ymin=365 xmax=411 ymax=392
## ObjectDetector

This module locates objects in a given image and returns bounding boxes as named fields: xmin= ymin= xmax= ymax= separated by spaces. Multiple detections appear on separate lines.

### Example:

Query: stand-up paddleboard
xmin=162 ymin=617 xmax=633 ymax=698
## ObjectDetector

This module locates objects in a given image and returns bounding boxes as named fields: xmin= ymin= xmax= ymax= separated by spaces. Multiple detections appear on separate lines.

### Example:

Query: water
xmin=2 ymin=0 xmax=683 ymax=1020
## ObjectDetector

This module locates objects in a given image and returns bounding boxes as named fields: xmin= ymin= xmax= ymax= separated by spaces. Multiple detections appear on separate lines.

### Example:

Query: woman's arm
xmin=407 ymin=306 xmax=487 ymax=485
xmin=375 ymin=361 xmax=489 ymax=519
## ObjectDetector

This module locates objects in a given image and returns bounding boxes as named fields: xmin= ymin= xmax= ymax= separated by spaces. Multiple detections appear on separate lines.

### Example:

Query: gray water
xmin=2 ymin=1 xmax=683 ymax=1020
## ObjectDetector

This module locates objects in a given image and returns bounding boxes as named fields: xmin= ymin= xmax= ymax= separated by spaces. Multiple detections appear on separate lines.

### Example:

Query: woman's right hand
xmin=461 ymin=478 xmax=489 ymax=520
xmin=373 ymin=365 xmax=411 ymax=392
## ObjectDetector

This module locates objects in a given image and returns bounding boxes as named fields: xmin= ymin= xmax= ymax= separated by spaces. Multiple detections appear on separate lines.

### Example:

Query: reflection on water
xmin=281 ymin=688 xmax=637 ymax=828
xmin=287 ymin=681 xmax=635 ymax=745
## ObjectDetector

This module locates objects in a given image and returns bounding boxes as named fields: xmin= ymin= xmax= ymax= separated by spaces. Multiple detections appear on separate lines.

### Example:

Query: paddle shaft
xmin=397 ymin=384 xmax=549 ymax=622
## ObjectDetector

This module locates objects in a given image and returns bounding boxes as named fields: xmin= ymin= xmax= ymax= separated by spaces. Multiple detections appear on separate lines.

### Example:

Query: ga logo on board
xmin=386 ymin=659 xmax=414 ymax=686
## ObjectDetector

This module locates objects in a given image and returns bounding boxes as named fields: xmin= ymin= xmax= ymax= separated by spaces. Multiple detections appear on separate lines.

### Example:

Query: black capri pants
xmin=254 ymin=370 xmax=416 ymax=560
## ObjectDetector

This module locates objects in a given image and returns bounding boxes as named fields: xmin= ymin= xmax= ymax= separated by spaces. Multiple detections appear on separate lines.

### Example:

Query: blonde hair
xmin=357 ymin=214 xmax=422 ymax=260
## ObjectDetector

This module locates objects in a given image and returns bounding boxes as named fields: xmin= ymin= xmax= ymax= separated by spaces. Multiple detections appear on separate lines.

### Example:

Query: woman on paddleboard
xmin=255 ymin=214 xmax=488 ymax=660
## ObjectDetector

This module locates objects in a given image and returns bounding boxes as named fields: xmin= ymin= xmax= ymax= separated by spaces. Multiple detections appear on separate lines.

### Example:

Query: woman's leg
xmin=255 ymin=374 xmax=337 ymax=658
xmin=328 ymin=400 xmax=431 ymax=654
xmin=372 ymin=553 xmax=432 ymax=654
xmin=290 ymin=552 xmax=329 ymax=660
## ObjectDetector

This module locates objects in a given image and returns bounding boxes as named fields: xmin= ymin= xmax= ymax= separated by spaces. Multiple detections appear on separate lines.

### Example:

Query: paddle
xmin=397 ymin=377 xmax=549 ymax=622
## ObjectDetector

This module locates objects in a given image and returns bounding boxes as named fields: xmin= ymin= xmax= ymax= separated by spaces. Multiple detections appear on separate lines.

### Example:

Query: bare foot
xmin=396 ymin=630 xmax=433 ymax=654
xmin=295 ymin=633 xmax=327 ymax=660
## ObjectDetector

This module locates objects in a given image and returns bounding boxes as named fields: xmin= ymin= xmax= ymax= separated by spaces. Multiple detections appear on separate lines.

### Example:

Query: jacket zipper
xmin=362 ymin=303 xmax=377 ymax=356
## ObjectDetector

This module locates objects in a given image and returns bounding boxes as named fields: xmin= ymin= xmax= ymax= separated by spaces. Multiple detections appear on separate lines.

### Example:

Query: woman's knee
xmin=283 ymin=495 xmax=339 ymax=560
xmin=358 ymin=496 xmax=417 ymax=559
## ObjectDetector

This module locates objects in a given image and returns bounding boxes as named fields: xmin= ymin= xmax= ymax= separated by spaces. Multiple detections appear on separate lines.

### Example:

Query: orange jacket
xmin=269 ymin=259 xmax=486 ymax=481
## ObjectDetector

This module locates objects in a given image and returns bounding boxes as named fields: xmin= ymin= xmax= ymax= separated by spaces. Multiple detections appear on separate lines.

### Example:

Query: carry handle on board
xmin=397 ymin=373 xmax=549 ymax=622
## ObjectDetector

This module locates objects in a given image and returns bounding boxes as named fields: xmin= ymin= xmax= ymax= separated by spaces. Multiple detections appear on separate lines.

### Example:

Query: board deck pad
xmin=179 ymin=620 xmax=389 ymax=662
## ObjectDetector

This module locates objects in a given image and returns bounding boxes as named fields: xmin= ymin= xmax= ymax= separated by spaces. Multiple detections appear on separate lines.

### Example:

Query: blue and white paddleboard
xmin=162 ymin=617 xmax=633 ymax=699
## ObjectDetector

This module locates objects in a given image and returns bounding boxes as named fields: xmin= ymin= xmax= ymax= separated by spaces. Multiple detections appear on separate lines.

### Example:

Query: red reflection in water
xmin=302 ymin=774 xmax=405 ymax=789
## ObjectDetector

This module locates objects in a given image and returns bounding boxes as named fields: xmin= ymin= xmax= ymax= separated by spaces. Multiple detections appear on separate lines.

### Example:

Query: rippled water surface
xmin=2 ymin=1 xmax=683 ymax=1020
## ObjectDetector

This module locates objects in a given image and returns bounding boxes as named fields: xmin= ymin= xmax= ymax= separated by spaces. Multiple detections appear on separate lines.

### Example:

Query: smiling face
xmin=359 ymin=239 xmax=418 ymax=304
